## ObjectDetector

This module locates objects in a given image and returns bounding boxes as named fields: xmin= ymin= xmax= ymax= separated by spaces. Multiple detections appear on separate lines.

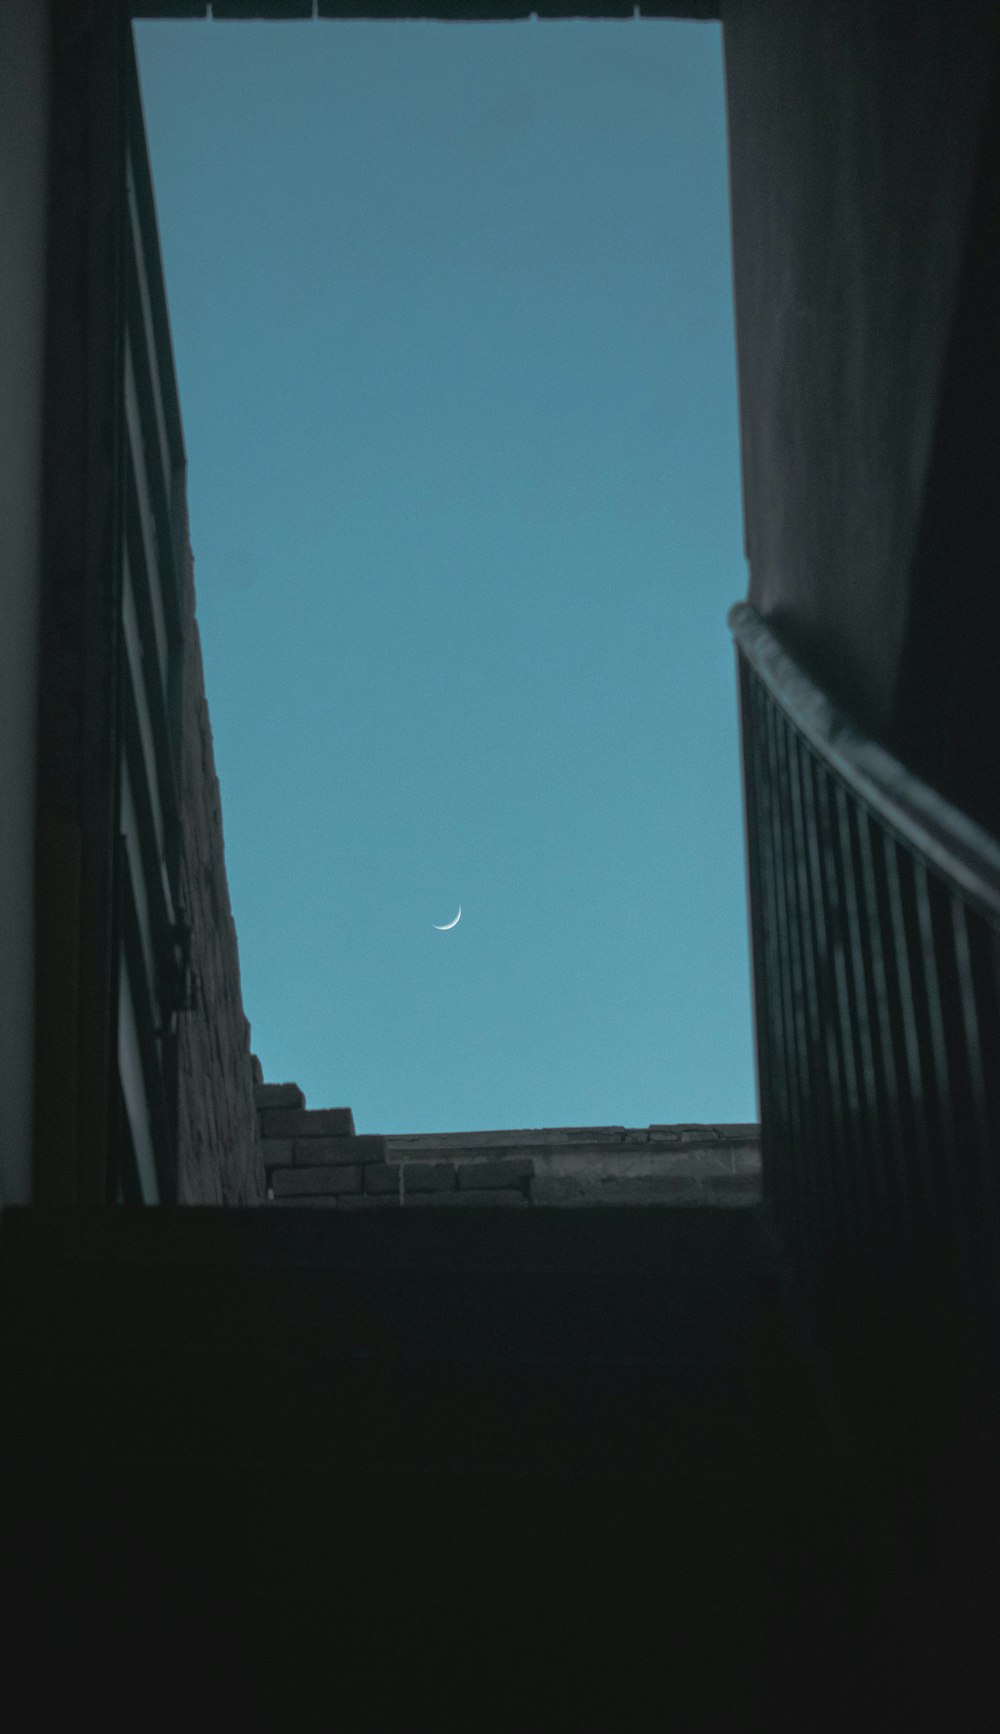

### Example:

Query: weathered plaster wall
xmin=724 ymin=0 xmax=998 ymax=735
xmin=0 ymin=0 xmax=49 ymax=1205
xmin=175 ymin=529 xmax=262 ymax=1204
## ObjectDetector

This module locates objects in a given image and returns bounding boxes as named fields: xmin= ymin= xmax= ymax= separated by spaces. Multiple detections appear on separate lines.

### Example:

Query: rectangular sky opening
xmin=134 ymin=16 xmax=755 ymax=1133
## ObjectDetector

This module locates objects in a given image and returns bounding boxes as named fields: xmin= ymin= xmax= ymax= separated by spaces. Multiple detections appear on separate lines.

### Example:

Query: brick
xmin=401 ymin=1163 xmax=456 ymax=1193
xmin=261 ymin=1140 xmax=295 ymax=1171
xmin=405 ymin=1189 xmax=527 ymax=1207
xmin=254 ymin=1082 xmax=305 ymax=1111
xmin=293 ymin=1135 xmax=387 ymax=1167
xmin=365 ymin=1165 xmax=401 ymax=1194
xmin=259 ymin=1107 xmax=356 ymax=1140
xmin=270 ymin=1165 xmax=362 ymax=1197
xmin=530 ymin=1174 xmax=761 ymax=1207
xmin=456 ymin=1158 xmax=533 ymax=1191
xmin=366 ymin=1162 xmax=455 ymax=1194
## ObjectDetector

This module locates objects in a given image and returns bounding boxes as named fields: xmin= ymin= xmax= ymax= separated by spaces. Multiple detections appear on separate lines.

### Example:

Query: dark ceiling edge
xmin=130 ymin=5 xmax=722 ymax=20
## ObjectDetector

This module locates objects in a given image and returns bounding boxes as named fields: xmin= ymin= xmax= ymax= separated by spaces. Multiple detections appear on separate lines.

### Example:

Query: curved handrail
xmin=729 ymin=601 xmax=1000 ymax=924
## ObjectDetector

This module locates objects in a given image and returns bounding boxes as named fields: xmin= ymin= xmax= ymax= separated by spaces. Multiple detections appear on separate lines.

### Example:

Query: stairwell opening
xmin=133 ymin=11 xmax=756 ymax=1142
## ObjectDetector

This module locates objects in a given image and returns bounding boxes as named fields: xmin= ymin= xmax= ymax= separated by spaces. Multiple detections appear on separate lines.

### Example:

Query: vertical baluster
xmin=918 ymin=870 xmax=979 ymax=1316
xmin=774 ymin=715 xmax=824 ymax=1273
xmin=951 ymin=911 xmax=1000 ymax=1393
xmin=853 ymin=804 xmax=913 ymax=1264
xmin=814 ymin=764 xmax=870 ymax=1262
xmin=746 ymin=671 xmax=788 ymax=1218
xmin=913 ymin=862 xmax=962 ymax=1218
xmin=748 ymin=669 xmax=797 ymax=1227
xmin=833 ymin=784 xmax=892 ymax=1278
xmin=738 ymin=667 xmax=777 ymax=1198
xmin=880 ymin=837 xmax=938 ymax=1268
xmin=948 ymin=902 xmax=1000 ymax=1323
xmin=759 ymin=685 xmax=802 ymax=1249
xmin=954 ymin=906 xmax=1000 ymax=1253
xmin=790 ymin=737 xmax=842 ymax=1271
xmin=897 ymin=859 xmax=955 ymax=1283
xmin=797 ymin=750 xmax=852 ymax=1287
xmin=981 ymin=925 xmax=1000 ymax=1331
xmin=772 ymin=699 xmax=818 ymax=1266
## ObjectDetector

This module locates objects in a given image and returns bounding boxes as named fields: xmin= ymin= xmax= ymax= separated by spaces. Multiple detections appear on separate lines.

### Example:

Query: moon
xmin=433 ymin=906 xmax=462 ymax=931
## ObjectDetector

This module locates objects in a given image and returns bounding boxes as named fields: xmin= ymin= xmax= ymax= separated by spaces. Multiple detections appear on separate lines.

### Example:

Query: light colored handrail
xmin=729 ymin=601 xmax=1000 ymax=924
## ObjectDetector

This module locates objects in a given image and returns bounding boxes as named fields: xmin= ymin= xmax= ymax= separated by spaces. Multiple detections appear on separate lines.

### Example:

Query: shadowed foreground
xmin=0 ymin=1203 xmax=926 ymax=1723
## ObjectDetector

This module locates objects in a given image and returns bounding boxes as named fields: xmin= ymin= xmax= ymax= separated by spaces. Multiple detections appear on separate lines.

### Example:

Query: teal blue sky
xmin=135 ymin=17 xmax=755 ymax=1134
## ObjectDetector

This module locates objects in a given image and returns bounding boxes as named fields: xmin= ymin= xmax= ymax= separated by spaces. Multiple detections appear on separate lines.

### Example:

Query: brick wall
xmin=256 ymin=1088 xmax=761 ymax=1209
xmin=175 ymin=530 xmax=262 ymax=1204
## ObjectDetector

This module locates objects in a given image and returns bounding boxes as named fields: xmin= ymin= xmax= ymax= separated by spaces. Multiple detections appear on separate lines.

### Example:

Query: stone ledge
xmin=259 ymin=1120 xmax=762 ymax=1211
xmin=400 ymin=1163 xmax=456 ymax=1194
xmin=260 ymin=1107 xmax=356 ymax=1140
xmin=361 ymin=1162 xmax=456 ymax=1195
xmin=290 ymin=1135 xmax=387 ymax=1167
xmin=530 ymin=1175 xmax=761 ymax=1207
xmin=254 ymin=1082 xmax=305 ymax=1111
xmin=457 ymin=1158 xmax=533 ymax=1191
xmin=532 ymin=1149 xmax=761 ymax=1182
xmin=385 ymin=1123 xmax=759 ymax=1156
xmin=386 ymin=1128 xmax=628 ymax=1155
xmin=265 ymin=1189 xmax=529 ymax=1210
xmin=647 ymin=1124 xmax=721 ymax=1140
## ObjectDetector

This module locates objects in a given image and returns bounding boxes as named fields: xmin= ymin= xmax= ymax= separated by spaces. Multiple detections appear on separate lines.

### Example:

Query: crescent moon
xmin=433 ymin=906 xmax=462 ymax=931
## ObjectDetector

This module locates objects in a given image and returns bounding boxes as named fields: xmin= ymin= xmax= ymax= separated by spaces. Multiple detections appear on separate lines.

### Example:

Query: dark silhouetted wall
xmin=724 ymin=0 xmax=998 ymax=761
xmin=0 ymin=0 xmax=49 ymax=1204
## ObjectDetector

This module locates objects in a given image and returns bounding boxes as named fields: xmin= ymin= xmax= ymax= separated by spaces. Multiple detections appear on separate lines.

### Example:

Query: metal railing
xmin=114 ymin=32 xmax=190 ymax=1203
xmin=731 ymin=599 xmax=1000 ymax=1697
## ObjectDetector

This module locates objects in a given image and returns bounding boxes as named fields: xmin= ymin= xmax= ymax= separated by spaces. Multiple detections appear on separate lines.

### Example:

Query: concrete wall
xmin=0 ymin=0 xmax=49 ymax=1205
xmin=175 ymin=523 xmax=262 ymax=1204
xmin=724 ymin=0 xmax=998 ymax=736
xmin=886 ymin=45 xmax=1000 ymax=834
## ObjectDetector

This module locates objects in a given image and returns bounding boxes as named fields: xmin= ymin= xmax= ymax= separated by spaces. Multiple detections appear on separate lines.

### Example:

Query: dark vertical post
xmin=33 ymin=0 xmax=127 ymax=1203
